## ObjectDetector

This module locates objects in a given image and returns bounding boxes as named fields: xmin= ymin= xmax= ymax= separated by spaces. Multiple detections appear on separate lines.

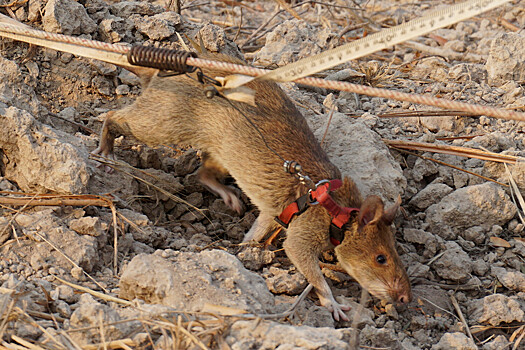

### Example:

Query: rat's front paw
xmin=319 ymin=296 xmax=351 ymax=321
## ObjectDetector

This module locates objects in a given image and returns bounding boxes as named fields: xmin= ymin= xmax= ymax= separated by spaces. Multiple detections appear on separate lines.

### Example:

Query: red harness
xmin=275 ymin=179 xmax=360 ymax=246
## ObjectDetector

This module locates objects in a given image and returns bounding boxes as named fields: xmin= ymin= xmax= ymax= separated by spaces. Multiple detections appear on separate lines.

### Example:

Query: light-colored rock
xmin=432 ymin=332 xmax=477 ymax=350
xmin=109 ymin=1 xmax=163 ymax=17
xmin=199 ymin=23 xmax=243 ymax=58
xmin=70 ymin=294 xmax=138 ymax=345
xmin=0 ymin=56 xmax=42 ymax=116
xmin=468 ymin=294 xmax=525 ymax=326
xmin=69 ymin=217 xmax=103 ymax=237
xmin=481 ymin=335 xmax=512 ymax=350
xmin=426 ymin=183 xmax=516 ymax=239
xmin=118 ymin=69 xmax=141 ymax=86
xmin=492 ymin=266 xmax=525 ymax=292
xmin=264 ymin=267 xmax=307 ymax=295
xmin=255 ymin=19 xmax=336 ymax=66
xmin=0 ymin=106 xmax=89 ymax=194
xmin=409 ymin=183 xmax=453 ymax=210
xmin=432 ymin=242 xmax=473 ymax=281
xmin=237 ymin=246 xmax=274 ymax=271
xmin=486 ymin=32 xmax=525 ymax=86
xmin=130 ymin=14 xmax=175 ymax=40
xmin=226 ymin=319 xmax=351 ymax=349
xmin=307 ymin=113 xmax=406 ymax=203
xmin=43 ymin=0 xmax=97 ymax=35
xmin=360 ymin=325 xmax=403 ymax=350
xmin=98 ymin=17 xmax=126 ymax=43
xmin=119 ymin=250 xmax=275 ymax=314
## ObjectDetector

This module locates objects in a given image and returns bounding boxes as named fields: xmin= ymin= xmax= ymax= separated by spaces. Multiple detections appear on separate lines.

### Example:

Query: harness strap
xmin=275 ymin=179 xmax=360 ymax=246
xmin=274 ymin=192 xmax=311 ymax=229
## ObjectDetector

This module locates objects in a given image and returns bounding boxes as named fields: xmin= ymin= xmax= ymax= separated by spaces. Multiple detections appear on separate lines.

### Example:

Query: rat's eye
xmin=376 ymin=254 xmax=387 ymax=265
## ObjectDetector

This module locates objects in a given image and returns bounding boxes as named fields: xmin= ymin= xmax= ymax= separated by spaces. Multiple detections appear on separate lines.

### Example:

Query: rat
xmin=93 ymin=52 xmax=412 ymax=321
xmin=0 ymin=13 xmax=411 ymax=318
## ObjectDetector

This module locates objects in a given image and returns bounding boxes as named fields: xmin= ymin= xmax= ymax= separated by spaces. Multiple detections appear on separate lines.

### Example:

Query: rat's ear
xmin=358 ymin=196 xmax=384 ymax=226
xmin=382 ymin=195 xmax=401 ymax=225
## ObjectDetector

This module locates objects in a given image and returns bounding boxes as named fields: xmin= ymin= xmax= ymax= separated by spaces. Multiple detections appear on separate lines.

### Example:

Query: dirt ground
xmin=0 ymin=0 xmax=524 ymax=349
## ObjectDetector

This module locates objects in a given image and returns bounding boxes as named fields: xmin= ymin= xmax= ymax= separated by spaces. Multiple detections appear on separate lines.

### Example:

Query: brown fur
xmin=94 ymin=53 xmax=411 ymax=321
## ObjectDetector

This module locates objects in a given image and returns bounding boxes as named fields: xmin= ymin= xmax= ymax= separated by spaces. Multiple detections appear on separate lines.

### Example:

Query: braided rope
xmin=1 ymin=22 xmax=524 ymax=122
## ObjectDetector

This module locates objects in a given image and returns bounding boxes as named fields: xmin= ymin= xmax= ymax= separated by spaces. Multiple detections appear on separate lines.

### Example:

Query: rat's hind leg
xmin=243 ymin=212 xmax=279 ymax=243
xmin=92 ymin=111 xmax=118 ymax=160
xmin=197 ymin=153 xmax=243 ymax=214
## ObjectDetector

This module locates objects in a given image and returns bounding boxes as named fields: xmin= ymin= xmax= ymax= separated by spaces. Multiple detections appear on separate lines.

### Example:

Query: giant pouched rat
xmin=93 ymin=52 xmax=412 ymax=321
xmin=0 ymin=12 xmax=411 ymax=320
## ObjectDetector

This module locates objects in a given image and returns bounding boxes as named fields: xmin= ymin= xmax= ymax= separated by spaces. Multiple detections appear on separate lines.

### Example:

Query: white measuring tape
xmin=255 ymin=0 xmax=511 ymax=83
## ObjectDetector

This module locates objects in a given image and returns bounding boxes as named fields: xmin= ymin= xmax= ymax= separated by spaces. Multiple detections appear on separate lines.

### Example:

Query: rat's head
xmin=335 ymin=195 xmax=412 ymax=304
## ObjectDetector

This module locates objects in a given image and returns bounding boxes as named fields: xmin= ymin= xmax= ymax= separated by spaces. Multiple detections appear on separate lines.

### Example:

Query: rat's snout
xmin=390 ymin=279 xmax=412 ymax=305
xmin=396 ymin=291 xmax=412 ymax=304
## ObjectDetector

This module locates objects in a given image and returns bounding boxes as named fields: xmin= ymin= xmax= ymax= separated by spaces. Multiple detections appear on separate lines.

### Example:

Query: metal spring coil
xmin=127 ymin=45 xmax=197 ymax=73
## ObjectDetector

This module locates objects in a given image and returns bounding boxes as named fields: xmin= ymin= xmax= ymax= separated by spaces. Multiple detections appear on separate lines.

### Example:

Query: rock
xmin=173 ymin=149 xmax=200 ymax=176
xmin=307 ymin=114 xmax=406 ymax=203
xmin=118 ymin=69 xmax=141 ymax=86
xmin=360 ymin=325 xmax=403 ymax=350
xmin=98 ymin=17 xmax=126 ymax=43
xmin=255 ymin=19 xmax=336 ymax=66
xmin=43 ymin=0 xmax=97 ymax=35
xmin=481 ymin=335 xmax=512 ymax=350
xmin=410 ymin=155 xmax=439 ymax=182
xmin=226 ymin=319 xmax=351 ymax=349
xmin=425 ymin=183 xmax=516 ymax=240
xmin=70 ymin=295 xmax=137 ymax=345
xmin=115 ymin=84 xmax=130 ymax=95
xmin=130 ymin=14 xmax=176 ymax=40
xmin=237 ymin=246 xmax=274 ymax=271
xmin=263 ymin=267 xmax=307 ymax=295
xmin=486 ymin=32 xmax=525 ymax=86
xmin=88 ymin=59 xmax=118 ymax=76
xmin=28 ymin=0 xmax=45 ymax=21
xmin=492 ymin=266 xmax=525 ymax=292
xmin=199 ymin=23 xmax=242 ymax=58
xmin=119 ymin=250 xmax=275 ymax=313
xmin=432 ymin=242 xmax=473 ymax=281
xmin=0 ymin=56 xmax=42 ymax=116
xmin=119 ymin=209 xmax=150 ymax=227
xmin=409 ymin=184 xmax=453 ymax=210
xmin=432 ymin=332 xmax=477 ymax=350
xmin=91 ymin=75 xmax=114 ymax=96
xmin=465 ymin=132 xmax=516 ymax=153
xmin=109 ymin=1 xmax=164 ymax=17
xmin=409 ymin=57 xmax=450 ymax=83
xmin=0 ymin=106 xmax=90 ymax=194
xmin=69 ymin=217 xmax=103 ymax=237
xmin=468 ymin=294 xmax=525 ymax=326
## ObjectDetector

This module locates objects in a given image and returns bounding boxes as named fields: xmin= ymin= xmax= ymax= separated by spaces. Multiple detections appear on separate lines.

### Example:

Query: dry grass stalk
xmin=404 ymin=40 xmax=485 ymax=63
xmin=53 ymin=277 xmax=133 ymax=307
xmin=450 ymin=295 xmax=476 ymax=346
xmin=385 ymin=139 xmax=522 ymax=164
xmin=510 ymin=325 xmax=525 ymax=350
xmin=273 ymin=0 xmax=302 ymax=20
xmin=390 ymin=147 xmax=508 ymax=187
xmin=9 ymin=335 xmax=44 ymax=350
xmin=374 ymin=110 xmax=478 ymax=118
xmin=82 ymin=339 xmax=135 ymax=350
xmin=505 ymin=164 xmax=525 ymax=226
xmin=0 ymin=193 xmax=113 ymax=207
